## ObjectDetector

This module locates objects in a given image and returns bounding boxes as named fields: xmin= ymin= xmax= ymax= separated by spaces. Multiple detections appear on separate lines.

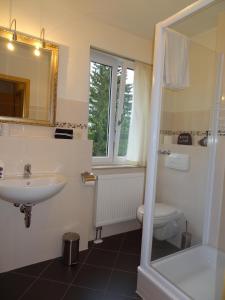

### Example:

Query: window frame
xmin=89 ymin=49 xmax=134 ymax=165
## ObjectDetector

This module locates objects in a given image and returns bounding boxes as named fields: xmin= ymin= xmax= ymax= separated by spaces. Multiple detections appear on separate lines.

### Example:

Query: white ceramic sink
xmin=0 ymin=174 xmax=67 ymax=205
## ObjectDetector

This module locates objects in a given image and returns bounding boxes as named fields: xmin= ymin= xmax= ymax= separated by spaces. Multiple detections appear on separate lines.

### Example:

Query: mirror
xmin=0 ymin=27 xmax=58 ymax=126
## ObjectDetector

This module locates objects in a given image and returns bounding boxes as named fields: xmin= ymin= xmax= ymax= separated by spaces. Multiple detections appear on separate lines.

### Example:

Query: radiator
xmin=95 ymin=173 xmax=145 ymax=227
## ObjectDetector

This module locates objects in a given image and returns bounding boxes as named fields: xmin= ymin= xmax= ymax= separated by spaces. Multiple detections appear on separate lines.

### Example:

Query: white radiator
xmin=95 ymin=173 xmax=145 ymax=227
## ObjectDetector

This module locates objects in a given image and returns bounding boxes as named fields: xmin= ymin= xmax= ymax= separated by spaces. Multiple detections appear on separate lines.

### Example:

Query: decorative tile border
xmin=55 ymin=125 xmax=225 ymax=135
xmin=218 ymin=130 xmax=225 ymax=136
xmin=55 ymin=122 xmax=88 ymax=129
xmin=161 ymin=130 xmax=225 ymax=137
xmin=160 ymin=130 xmax=209 ymax=136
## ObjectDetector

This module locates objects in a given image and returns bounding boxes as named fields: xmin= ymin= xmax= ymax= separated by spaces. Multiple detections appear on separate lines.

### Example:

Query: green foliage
xmin=88 ymin=62 xmax=111 ymax=156
xmin=88 ymin=62 xmax=133 ymax=157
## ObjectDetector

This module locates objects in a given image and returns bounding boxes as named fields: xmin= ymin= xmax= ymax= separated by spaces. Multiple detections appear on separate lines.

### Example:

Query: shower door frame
xmin=139 ymin=0 xmax=219 ymax=298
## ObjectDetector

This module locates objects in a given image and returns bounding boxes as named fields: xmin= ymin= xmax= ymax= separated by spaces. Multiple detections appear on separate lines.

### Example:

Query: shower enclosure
xmin=137 ymin=0 xmax=225 ymax=299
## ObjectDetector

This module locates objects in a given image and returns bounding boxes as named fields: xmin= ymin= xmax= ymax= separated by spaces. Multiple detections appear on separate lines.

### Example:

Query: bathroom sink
xmin=0 ymin=174 xmax=67 ymax=205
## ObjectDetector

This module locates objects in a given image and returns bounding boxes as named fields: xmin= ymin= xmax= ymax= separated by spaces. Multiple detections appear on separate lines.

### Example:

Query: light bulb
xmin=34 ymin=48 xmax=41 ymax=57
xmin=34 ymin=41 xmax=42 ymax=49
xmin=7 ymin=41 xmax=14 ymax=51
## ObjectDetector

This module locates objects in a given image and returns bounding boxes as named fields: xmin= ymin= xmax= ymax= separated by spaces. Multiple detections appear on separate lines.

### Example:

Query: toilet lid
xmin=138 ymin=205 xmax=144 ymax=215
xmin=154 ymin=202 xmax=178 ymax=219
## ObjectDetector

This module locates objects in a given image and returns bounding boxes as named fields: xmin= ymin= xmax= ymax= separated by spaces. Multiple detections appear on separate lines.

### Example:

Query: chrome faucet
xmin=24 ymin=163 xmax=32 ymax=178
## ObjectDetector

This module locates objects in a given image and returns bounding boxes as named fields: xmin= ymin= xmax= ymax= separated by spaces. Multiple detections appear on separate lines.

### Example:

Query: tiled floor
xmin=0 ymin=230 xmax=142 ymax=300
xmin=151 ymin=238 xmax=179 ymax=261
xmin=0 ymin=229 xmax=179 ymax=300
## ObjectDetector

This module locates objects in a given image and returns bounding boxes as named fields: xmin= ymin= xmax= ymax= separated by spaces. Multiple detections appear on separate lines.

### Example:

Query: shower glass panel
xmin=149 ymin=1 xmax=225 ymax=299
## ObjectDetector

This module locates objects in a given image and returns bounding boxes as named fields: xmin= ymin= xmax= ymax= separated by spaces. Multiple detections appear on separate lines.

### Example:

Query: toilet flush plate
xmin=165 ymin=153 xmax=190 ymax=171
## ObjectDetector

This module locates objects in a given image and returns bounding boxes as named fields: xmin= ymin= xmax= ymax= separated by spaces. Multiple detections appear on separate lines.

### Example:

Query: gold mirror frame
xmin=0 ymin=27 xmax=58 ymax=126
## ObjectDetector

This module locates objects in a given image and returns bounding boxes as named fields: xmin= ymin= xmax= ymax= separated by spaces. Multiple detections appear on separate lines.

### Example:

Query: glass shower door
xmin=146 ymin=1 xmax=225 ymax=299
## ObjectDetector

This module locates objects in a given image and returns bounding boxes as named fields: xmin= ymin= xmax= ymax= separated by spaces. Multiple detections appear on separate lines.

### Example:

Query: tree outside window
xmin=88 ymin=50 xmax=134 ymax=163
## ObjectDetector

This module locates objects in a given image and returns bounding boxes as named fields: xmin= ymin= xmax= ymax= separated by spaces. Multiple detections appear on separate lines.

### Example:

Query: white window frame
xmin=89 ymin=49 xmax=134 ymax=165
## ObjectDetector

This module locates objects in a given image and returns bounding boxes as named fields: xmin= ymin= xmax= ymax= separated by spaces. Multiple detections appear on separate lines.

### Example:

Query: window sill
xmin=92 ymin=164 xmax=145 ymax=170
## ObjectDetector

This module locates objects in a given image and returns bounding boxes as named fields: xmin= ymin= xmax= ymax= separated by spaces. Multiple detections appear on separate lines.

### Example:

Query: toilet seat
xmin=137 ymin=202 xmax=182 ymax=241
xmin=137 ymin=205 xmax=145 ymax=223
xmin=137 ymin=202 xmax=180 ymax=225
xmin=154 ymin=203 xmax=180 ymax=225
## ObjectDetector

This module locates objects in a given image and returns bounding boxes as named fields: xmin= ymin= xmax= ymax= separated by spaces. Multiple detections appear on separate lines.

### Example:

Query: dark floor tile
xmin=63 ymin=285 xmax=104 ymax=300
xmin=88 ymin=240 xmax=94 ymax=249
xmin=125 ymin=230 xmax=142 ymax=242
xmin=73 ymin=264 xmax=111 ymax=290
xmin=79 ymin=249 xmax=90 ymax=263
xmin=151 ymin=238 xmax=165 ymax=248
xmin=109 ymin=232 xmax=126 ymax=239
xmin=151 ymin=239 xmax=179 ymax=261
xmin=0 ymin=272 xmax=34 ymax=300
xmin=105 ymin=294 xmax=141 ymax=300
xmin=88 ymin=233 xmax=126 ymax=250
xmin=85 ymin=249 xmax=117 ymax=268
xmin=165 ymin=242 xmax=179 ymax=253
xmin=13 ymin=260 xmax=52 ymax=276
xmin=115 ymin=253 xmax=140 ymax=273
xmin=152 ymin=238 xmax=174 ymax=249
xmin=121 ymin=239 xmax=141 ymax=255
xmin=92 ymin=236 xmax=123 ymax=251
xmin=21 ymin=278 xmax=67 ymax=300
xmin=41 ymin=258 xmax=80 ymax=283
xmin=0 ymin=231 xmax=143 ymax=300
xmin=107 ymin=270 xmax=138 ymax=298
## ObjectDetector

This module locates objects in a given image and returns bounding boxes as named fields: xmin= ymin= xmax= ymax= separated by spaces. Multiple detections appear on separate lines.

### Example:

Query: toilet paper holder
xmin=81 ymin=171 xmax=97 ymax=184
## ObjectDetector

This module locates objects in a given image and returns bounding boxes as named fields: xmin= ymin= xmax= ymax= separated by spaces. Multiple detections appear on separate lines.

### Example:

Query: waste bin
xmin=63 ymin=232 xmax=80 ymax=266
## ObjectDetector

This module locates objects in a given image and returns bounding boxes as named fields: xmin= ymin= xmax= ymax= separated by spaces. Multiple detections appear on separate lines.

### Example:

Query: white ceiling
xmin=172 ymin=0 xmax=225 ymax=36
xmin=73 ymin=0 xmax=197 ymax=39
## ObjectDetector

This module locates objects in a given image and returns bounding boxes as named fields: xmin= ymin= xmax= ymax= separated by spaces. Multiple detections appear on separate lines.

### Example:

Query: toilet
xmin=137 ymin=202 xmax=182 ymax=241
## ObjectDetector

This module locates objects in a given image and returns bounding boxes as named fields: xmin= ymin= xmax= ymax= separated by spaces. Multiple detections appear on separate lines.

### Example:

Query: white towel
xmin=164 ymin=28 xmax=190 ymax=90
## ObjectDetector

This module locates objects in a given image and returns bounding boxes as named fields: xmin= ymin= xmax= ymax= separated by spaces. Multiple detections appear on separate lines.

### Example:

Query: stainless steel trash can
xmin=63 ymin=232 xmax=80 ymax=266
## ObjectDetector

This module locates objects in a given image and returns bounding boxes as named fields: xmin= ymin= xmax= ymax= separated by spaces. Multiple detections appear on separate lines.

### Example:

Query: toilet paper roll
xmin=83 ymin=181 xmax=95 ymax=186
xmin=163 ymin=135 xmax=173 ymax=145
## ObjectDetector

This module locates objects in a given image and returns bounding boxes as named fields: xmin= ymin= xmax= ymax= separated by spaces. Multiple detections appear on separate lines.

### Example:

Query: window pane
xmin=118 ymin=68 xmax=134 ymax=156
xmin=88 ymin=61 xmax=112 ymax=157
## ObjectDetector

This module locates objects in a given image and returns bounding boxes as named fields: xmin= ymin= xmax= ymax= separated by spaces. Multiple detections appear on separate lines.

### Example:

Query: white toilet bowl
xmin=137 ymin=202 xmax=182 ymax=240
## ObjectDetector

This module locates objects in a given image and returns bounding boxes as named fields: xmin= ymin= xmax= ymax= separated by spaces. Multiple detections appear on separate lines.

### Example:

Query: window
xmin=88 ymin=49 xmax=134 ymax=164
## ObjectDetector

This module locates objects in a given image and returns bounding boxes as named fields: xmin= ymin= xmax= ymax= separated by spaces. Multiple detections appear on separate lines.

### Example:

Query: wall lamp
xmin=7 ymin=18 xmax=17 ymax=51
xmin=6 ymin=19 xmax=46 ymax=57
xmin=34 ymin=27 xmax=46 ymax=57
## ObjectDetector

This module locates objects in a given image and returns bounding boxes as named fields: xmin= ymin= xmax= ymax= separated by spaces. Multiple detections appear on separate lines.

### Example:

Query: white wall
xmin=0 ymin=0 xmax=153 ymax=126
xmin=161 ymin=39 xmax=216 ymax=134
xmin=0 ymin=136 xmax=145 ymax=273
xmin=156 ymin=144 xmax=209 ymax=247
xmin=0 ymin=136 xmax=92 ymax=273
xmin=0 ymin=1 xmax=153 ymax=273
xmin=192 ymin=28 xmax=217 ymax=51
